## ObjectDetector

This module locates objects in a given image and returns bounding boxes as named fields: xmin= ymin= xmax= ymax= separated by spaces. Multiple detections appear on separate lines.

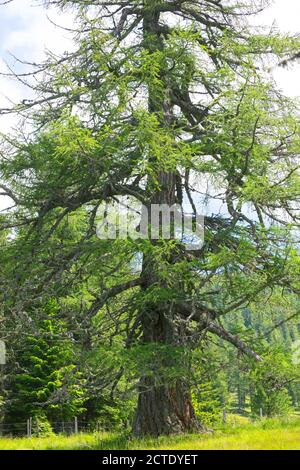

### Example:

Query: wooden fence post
xmin=74 ymin=417 xmax=78 ymax=434
xmin=27 ymin=417 xmax=32 ymax=438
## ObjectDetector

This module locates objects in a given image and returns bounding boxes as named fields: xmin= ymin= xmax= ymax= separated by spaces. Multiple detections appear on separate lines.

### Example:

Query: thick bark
xmin=133 ymin=378 xmax=198 ymax=437
xmin=132 ymin=172 xmax=200 ymax=436
xmin=133 ymin=300 xmax=200 ymax=436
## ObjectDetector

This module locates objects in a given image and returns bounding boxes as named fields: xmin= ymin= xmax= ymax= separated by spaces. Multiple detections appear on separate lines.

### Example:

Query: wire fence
xmin=0 ymin=409 xmax=265 ymax=438
xmin=0 ymin=418 xmax=99 ymax=438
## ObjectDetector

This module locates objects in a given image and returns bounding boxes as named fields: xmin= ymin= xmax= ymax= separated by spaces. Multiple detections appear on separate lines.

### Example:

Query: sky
xmin=0 ymin=0 xmax=300 ymax=210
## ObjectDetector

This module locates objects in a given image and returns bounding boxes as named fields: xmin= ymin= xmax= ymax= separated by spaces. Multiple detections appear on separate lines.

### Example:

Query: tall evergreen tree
xmin=5 ymin=300 xmax=86 ymax=427
xmin=0 ymin=0 xmax=300 ymax=436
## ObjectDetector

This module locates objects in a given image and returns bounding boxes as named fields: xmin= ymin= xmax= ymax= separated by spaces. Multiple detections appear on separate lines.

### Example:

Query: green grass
xmin=1 ymin=417 xmax=300 ymax=450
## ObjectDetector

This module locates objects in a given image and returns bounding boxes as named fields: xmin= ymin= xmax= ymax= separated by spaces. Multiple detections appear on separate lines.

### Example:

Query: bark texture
xmin=133 ymin=378 xmax=198 ymax=437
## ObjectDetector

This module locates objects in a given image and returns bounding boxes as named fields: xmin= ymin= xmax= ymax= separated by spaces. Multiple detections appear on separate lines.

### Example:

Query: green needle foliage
xmin=0 ymin=0 xmax=299 ymax=436
xmin=5 ymin=300 xmax=86 ymax=431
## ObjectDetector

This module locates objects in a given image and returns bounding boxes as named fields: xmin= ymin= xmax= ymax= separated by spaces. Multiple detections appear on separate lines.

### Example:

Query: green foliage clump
xmin=31 ymin=413 xmax=54 ymax=437
xmin=97 ymin=397 xmax=136 ymax=432
xmin=192 ymin=382 xmax=223 ymax=427
xmin=250 ymin=350 xmax=296 ymax=417
xmin=6 ymin=300 xmax=87 ymax=425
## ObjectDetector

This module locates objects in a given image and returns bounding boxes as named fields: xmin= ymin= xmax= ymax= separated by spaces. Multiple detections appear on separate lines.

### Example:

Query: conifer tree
xmin=0 ymin=0 xmax=300 ymax=436
xmin=5 ymin=300 xmax=86 ymax=427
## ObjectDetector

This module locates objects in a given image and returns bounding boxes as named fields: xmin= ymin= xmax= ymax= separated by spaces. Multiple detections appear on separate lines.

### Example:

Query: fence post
xmin=27 ymin=417 xmax=32 ymax=438
xmin=74 ymin=417 xmax=78 ymax=434
xmin=260 ymin=408 xmax=263 ymax=418
xmin=223 ymin=409 xmax=227 ymax=424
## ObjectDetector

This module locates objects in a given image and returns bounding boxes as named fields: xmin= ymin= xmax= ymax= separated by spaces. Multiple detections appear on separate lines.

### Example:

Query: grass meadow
xmin=0 ymin=416 xmax=299 ymax=450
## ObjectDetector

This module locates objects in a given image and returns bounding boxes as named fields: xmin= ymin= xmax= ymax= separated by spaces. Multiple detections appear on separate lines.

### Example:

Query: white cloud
xmin=0 ymin=0 xmax=75 ymax=113
xmin=255 ymin=0 xmax=300 ymax=97
xmin=0 ymin=0 xmax=75 ymax=58
xmin=259 ymin=0 xmax=300 ymax=32
xmin=0 ymin=0 xmax=75 ymax=209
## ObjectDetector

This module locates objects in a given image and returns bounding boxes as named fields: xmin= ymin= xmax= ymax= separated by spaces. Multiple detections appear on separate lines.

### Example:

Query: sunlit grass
xmin=0 ymin=416 xmax=300 ymax=450
xmin=0 ymin=432 xmax=101 ymax=450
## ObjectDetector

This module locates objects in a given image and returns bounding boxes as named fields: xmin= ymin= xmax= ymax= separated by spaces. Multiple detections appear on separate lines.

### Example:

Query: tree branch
xmin=205 ymin=321 xmax=262 ymax=362
xmin=86 ymin=278 xmax=142 ymax=318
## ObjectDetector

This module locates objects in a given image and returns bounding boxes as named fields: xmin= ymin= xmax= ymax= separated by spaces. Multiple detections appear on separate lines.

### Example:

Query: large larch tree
xmin=0 ymin=0 xmax=300 ymax=436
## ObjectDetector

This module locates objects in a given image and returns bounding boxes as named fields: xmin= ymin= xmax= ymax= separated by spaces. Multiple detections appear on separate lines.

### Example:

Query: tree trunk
xmin=132 ymin=299 xmax=199 ymax=436
xmin=133 ymin=377 xmax=197 ymax=437
xmin=132 ymin=170 xmax=200 ymax=436
xmin=132 ymin=3 xmax=200 ymax=437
